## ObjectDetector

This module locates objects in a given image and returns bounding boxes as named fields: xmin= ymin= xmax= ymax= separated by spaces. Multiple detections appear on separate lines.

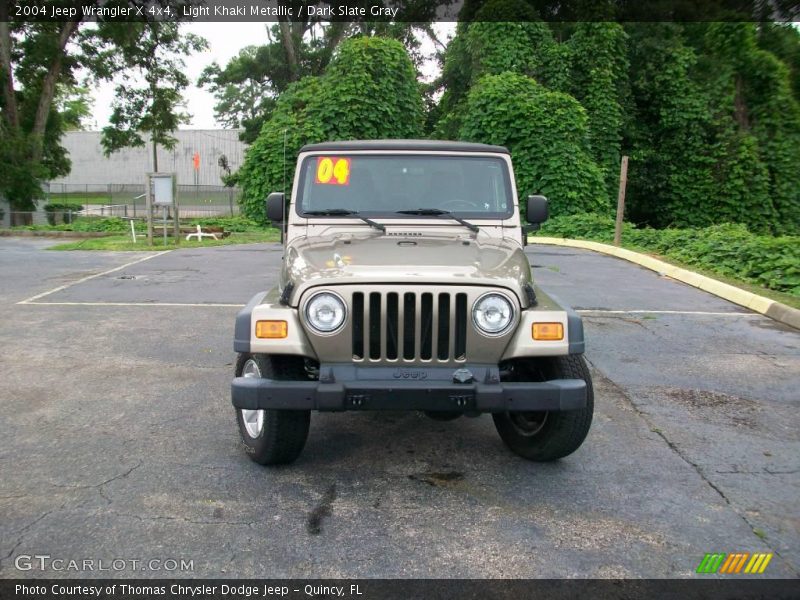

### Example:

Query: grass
xmin=47 ymin=193 xmax=111 ymax=206
xmin=48 ymin=230 xmax=280 ymax=251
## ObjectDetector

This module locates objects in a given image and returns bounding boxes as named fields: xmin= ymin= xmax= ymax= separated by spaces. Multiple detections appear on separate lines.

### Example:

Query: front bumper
xmin=231 ymin=364 xmax=586 ymax=413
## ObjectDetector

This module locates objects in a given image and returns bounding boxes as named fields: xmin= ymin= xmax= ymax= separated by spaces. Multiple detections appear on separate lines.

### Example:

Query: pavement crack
xmin=0 ymin=500 xmax=69 ymax=570
xmin=716 ymin=467 xmax=799 ymax=475
xmin=48 ymin=461 xmax=142 ymax=493
xmin=107 ymin=512 xmax=258 ymax=526
xmin=1 ymin=538 xmax=23 ymax=568
xmin=584 ymin=357 xmax=797 ymax=574
xmin=7 ymin=508 xmax=56 ymax=539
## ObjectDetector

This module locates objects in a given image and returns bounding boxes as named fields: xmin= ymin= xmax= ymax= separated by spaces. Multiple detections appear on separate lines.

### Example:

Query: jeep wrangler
xmin=231 ymin=140 xmax=592 ymax=465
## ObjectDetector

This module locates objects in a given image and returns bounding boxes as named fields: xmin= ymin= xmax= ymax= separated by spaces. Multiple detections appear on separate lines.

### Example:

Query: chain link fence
xmin=1 ymin=184 xmax=241 ymax=227
xmin=44 ymin=183 xmax=242 ymax=217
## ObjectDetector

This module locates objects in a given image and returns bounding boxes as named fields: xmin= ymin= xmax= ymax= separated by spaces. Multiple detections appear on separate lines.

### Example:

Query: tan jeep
xmin=231 ymin=140 xmax=592 ymax=465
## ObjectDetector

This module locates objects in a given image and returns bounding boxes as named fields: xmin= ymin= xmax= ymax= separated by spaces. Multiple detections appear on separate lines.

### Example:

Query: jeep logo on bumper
xmin=393 ymin=369 xmax=427 ymax=380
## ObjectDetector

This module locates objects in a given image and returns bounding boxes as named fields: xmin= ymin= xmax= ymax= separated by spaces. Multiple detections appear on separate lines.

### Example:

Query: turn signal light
xmin=532 ymin=322 xmax=563 ymax=341
xmin=256 ymin=320 xmax=288 ymax=339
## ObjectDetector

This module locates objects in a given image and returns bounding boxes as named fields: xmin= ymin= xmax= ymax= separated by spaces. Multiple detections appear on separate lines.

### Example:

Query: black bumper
xmin=231 ymin=364 xmax=586 ymax=413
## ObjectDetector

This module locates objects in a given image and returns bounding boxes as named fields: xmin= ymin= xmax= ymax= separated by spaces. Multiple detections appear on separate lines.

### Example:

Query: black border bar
xmin=3 ymin=579 xmax=800 ymax=600
xmin=4 ymin=0 xmax=799 ymax=23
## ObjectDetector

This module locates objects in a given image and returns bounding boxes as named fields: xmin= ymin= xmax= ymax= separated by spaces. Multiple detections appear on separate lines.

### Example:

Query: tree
xmin=199 ymin=11 xmax=440 ymax=143
xmin=622 ymin=23 xmax=717 ymax=228
xmin=0 ymin=10 xmax=83 ymax=209
xmin=757 ymin=22 xmax=800 ymax=103
xmin=57 ymin=85 xmax=94 ymax=131
xmin=460 ymin=72 xmax=606 ymax=216
xmin=0 ymin=1 xmax=179 ymax=210
xmin=198 ymin=42 xmax=283 ymax=144
xmin=96 ymin=22 xmax=207 ymax=172
xmin=567 ymin=22 xmax=628 ymax=205
xmin=238 ymin=37 xmax=424 ymax=223
xmin=433 ymin=0 xmax=566 ymax=139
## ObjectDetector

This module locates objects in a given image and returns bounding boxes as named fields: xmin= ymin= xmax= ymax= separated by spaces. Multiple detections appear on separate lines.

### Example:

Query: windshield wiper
xmin=395 ymin=208 xmax=479 ymax=232
xmin=304 ymin=209 xmax=386 ymax=232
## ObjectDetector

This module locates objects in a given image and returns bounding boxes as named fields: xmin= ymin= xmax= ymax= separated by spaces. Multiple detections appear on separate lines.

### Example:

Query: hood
xmin=281 ymin=231 xmax=532 ymax=306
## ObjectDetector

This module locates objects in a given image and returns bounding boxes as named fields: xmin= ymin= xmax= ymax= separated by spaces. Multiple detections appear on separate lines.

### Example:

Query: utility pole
xmin=614 ymin=155 xmax=629 ymax=247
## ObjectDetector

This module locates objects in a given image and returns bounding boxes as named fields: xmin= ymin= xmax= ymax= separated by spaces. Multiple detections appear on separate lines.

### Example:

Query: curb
xmin=529 ymin=236 xmax=800 ymax=331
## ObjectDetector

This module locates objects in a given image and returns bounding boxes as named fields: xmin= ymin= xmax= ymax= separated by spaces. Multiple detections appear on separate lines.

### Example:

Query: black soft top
xmin=300 ymin=139 xmax=510 ymax=154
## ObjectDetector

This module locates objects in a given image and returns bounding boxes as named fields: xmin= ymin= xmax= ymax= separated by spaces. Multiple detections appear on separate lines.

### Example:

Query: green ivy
xmin=465 ymin=1 xmax=557 ymax=84
xmin=238 ymin=37 xmax=424 ymax=223
xmin=236 ymin=77 xmax=325 ymax=225
xmin=623 ymin=24 xmax=718 ymax=229
xmin=459 ymin=72 xmax=606 ymax=216
xmin=433 ymin=0 xmax=566 ymax=139
xmin=567 ymin=23 xmax=629 ymax=206
xmin=629 ymin=22 xmax=800 ymax=234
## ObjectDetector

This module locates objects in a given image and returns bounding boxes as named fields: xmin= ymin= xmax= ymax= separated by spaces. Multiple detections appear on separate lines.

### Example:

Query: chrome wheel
xmin=509 ymin=411 xmax=549 ymax=437
xmin=240 ymin=359 xmax=265 ymax=438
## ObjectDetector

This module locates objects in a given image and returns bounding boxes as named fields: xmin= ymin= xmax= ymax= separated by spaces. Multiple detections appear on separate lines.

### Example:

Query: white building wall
xmin=49 ymin=129 xmax=247 ymax=186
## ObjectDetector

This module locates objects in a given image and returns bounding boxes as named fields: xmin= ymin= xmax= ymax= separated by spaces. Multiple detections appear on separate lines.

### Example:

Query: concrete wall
xmin=48 ymin=129 xmax=247 ymax=187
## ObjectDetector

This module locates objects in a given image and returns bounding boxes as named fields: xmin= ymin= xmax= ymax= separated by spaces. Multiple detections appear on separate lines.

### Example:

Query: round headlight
xmin=473 ymin=293 xmax=514 ymax=335
xmin=305 ymin=292 xmax=346 ymax=333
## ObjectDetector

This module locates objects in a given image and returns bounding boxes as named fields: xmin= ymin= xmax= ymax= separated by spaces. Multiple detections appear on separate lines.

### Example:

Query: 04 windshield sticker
xmin=315 ymin=156 xmax=351 ymax=185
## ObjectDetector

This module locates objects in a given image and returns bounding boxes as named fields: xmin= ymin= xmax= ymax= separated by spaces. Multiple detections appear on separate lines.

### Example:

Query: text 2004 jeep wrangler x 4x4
xmin=231 ymin=140 xmax=592 ymax=465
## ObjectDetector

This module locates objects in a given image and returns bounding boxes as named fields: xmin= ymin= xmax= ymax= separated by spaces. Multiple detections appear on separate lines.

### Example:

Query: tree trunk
xmin=733 ymin=74 xmax=750 ymax=129
xmin=0 ymin=10 xmax=19 ymax=128
xmin=30 ymin=21 xmax=81 ymax=160
xmin=278 ymin=19 xmax=299 ymax=81
xmin=152 ymin=134 xmax=158 ymax=172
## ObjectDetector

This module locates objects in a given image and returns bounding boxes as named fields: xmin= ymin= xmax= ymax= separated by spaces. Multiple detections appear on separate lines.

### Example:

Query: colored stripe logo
xmin=697 ymin=552 xmax=773 ymax=574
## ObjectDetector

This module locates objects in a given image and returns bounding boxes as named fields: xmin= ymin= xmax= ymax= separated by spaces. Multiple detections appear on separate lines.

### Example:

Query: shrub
xmin=43 ymin=202 xmax=83 ymax=225
xmin=460 ymin=72 xmax=606 ymax=217
xmin=68 ymin=216 xmax=132 ymax=233
xmin=238 ymin=37 xmax=425 ymax=224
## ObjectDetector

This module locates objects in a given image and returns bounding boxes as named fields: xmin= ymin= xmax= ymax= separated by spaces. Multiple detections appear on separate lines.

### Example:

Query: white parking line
xmin=17 ymin=251 xmax=172 ymax=305
xmin=577 ymin=309 xmax=758 ymax=316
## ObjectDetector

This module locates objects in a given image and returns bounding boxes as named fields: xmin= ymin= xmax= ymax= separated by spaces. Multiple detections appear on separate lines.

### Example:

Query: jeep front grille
xmin=351 ymin=291 xmax=468 ymax=362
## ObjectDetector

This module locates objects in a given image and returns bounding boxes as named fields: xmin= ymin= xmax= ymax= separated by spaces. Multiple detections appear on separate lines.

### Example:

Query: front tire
xmin=493 ymin=355 xmax=593 ymax=461
xmin=234 ymin=354 xmax=310 ymax=465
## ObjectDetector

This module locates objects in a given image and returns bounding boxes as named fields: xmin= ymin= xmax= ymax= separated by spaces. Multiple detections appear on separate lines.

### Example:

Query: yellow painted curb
xmin=529 ymin=236 xmax=800 ymax=331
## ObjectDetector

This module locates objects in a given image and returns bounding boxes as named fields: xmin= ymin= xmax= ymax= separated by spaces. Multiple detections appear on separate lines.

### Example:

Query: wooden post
xmin=614 ymin=155 xmax=629 ymax=247
xmin=173 ymin=174 xmax=180 ymax=245
xmin=145 ymin=173 xmax=153 ymax=247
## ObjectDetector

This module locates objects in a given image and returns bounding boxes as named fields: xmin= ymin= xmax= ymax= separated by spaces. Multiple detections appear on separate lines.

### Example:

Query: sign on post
xmin=145 ymin=173 xmax=179 ymax=247
xmin=153 ymin=175 xmax=174 ymax=206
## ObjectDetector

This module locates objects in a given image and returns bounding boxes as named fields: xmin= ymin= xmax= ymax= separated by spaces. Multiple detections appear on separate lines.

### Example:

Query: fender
xmin=234 ymin=287 xmax=317 ymax=358
xmin=500 ymin=288 xmax=585 ymax=360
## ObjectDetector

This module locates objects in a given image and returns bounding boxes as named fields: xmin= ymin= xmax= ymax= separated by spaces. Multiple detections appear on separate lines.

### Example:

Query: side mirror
xmin=526 ymin=195 xmax=548 ymax=224
xmin=266 ymin=192 xmax=285 ymax=223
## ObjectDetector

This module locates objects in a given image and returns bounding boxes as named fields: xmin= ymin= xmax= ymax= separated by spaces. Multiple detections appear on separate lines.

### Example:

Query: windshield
xmin=296 ymin=154 xmax=513 ymax=218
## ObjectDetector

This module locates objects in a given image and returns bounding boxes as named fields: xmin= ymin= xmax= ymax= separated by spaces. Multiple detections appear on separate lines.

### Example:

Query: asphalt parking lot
xmin=0 ymin=237 xmax=798 ymax=578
